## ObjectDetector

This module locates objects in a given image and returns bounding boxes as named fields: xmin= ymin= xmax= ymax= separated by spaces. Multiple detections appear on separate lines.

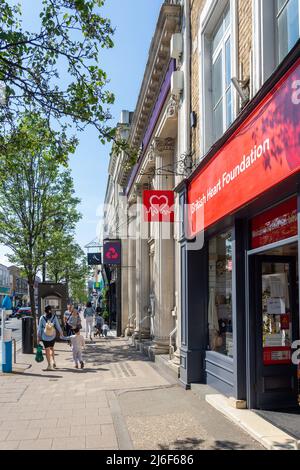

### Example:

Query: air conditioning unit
xmin=170 ymin=33 xmax=183 ymax=62
xmin=171 ymin=71 xmax=184 ymax=97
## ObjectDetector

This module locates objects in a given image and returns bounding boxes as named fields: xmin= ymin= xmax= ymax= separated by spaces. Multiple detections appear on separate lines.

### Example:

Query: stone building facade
xmin=103 ymin=0 xmax=300 ymax=411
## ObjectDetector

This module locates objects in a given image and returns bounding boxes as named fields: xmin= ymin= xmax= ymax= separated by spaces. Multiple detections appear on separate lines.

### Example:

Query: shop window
xmin=261 ymin=262 xmax=293 ymax=365
xmin=211 ymin=5 xmax=233 ymax=142
xmin=276 ymin=0 xmax=300 ymax=65
xmin=199 ymin=0 xmax=238 ymax=154
xmin=253 ymin=0 xmax=300 ymax=93
xmin=208 ymin=230 xmax=233 ymax=357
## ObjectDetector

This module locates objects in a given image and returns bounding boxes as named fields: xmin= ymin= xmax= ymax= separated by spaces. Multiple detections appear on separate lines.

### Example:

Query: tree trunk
xmin=29 ymin=280 xmax=37 ymax=346
xmin=42 ymin=260 xmax=46 ymax=282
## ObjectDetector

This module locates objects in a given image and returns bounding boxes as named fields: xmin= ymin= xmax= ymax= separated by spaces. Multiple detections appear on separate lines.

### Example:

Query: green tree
xmin=0 ymin=0 xmax=115 ymax=146
xmin=0 ymin=113 xmax=79 ymax=341
xmin=47 ymin=239 xmax=89 ymax=305
xmin=69 ymin=256 xmax=89 ymax=305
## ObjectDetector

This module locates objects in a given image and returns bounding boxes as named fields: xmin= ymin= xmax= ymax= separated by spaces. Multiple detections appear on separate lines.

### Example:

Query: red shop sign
xmin=143 ymin=190 xmax=175 ymax=222
xmin=263 ymin=346 xmax=291 ymax=366
xmin=188 ymin=58 xmax=300 ymax=237
xmin=251 ymin=197 xmax=297 ymax=249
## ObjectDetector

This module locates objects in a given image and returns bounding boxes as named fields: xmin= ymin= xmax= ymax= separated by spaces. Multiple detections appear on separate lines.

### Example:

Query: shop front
xmin=178 ymin=45 xmax=300 ymax=410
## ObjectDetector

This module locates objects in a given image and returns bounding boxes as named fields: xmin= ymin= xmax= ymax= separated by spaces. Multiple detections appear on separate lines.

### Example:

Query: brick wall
xmin=190 ymin=0 xmax=205 ymax=160
xmin=190 ymin=0 xmax=253 ymax=159
xmin=238 ymin=0 xmax=253 ymax=83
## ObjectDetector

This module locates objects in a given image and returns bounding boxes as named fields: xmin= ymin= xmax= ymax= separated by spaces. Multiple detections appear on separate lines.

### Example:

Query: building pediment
xmin=129 ymin=2 xmax=181 ymax=152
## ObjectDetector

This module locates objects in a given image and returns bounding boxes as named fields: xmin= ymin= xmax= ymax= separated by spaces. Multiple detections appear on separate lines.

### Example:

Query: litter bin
xmin=22 ymin=316 xmax=34 ymax=354
xmin=2 ymin=329 xmax=12 ymax=373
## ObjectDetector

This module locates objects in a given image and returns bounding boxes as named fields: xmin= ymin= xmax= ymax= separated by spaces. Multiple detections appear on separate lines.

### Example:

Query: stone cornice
xmin=129 ymin=2 xmax=181 ymax=151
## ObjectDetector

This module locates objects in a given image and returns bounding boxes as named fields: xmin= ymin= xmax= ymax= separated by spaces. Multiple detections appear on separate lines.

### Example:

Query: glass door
xmin=254 ymin=256 xmax=299 ymax=410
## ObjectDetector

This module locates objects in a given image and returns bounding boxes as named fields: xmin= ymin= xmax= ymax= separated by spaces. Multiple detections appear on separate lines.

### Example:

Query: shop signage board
xmin=103 ymin=240 xmax=121 ymax=265
xmin=87 ymin=253 xmax=102 ymax=266
xmin=143 ymin=190 xmax=175 ymax=222
xmin=263 ymin=346 xmax=291 ymax=365
xmin=251 ymin=197 xmax=297 ymax=249
xmin=267 ymin=298 xmax=286 ymax=315
xmin=188 ymin=59 xmax=300 ymax=237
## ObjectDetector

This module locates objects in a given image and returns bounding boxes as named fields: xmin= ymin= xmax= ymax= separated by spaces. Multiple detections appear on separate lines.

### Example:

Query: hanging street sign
xmin=103 ymin=240 xmax=121 ymax=265
xmin=143 ymin=190 xmax=175 ymax=222
xmin=88 ymin=253 xmax=102 ymax=266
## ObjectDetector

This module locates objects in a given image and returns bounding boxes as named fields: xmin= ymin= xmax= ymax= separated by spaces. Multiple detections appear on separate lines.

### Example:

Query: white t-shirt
xmin=69 ymin=334 xmax=85 ymax=352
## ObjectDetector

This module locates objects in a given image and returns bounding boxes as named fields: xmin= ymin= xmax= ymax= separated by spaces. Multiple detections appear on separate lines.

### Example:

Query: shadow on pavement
xmin=81 ymin=341 xmax=150 ymax=366
xmin=12 ymin=372 xmax=63 ymax=379
xmin=158 ymin=438 xmax=248 ymax=450
xmin=57 ymin=367 xmax=108 ymax=374
xmin=158 ymin=438 xmax=204 ymax=450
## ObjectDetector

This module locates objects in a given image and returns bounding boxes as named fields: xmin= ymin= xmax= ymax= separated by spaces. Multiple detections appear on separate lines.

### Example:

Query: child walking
xmin=102 ymin=322 xmax=109 ymax=338
xmin=62 ymin=327 xmax=85 ymax=369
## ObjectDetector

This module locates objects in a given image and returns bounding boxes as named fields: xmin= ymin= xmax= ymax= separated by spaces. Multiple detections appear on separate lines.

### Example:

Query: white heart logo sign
xmin=148 ymin=195 xmax=170 ymax=216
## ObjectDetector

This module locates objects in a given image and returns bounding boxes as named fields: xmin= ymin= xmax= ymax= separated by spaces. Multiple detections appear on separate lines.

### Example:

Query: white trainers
xmin=46 ymin=365 xmax=53 ymax=371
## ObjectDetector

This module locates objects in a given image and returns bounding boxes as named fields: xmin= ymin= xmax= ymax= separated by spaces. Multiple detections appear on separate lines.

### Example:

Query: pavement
xmin=0 ymin=329 xmax=263 ymax=451
xmin=205 ymin=394 xmax=299 ymax=450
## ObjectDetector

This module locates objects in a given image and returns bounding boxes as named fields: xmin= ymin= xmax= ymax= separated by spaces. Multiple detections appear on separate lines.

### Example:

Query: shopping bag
xmin=35 ymin=344 xmax=44 ymax=363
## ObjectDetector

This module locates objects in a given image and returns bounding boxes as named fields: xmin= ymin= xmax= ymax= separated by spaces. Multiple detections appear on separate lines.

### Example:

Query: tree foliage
xmin=47 ymin=238 xmax=89 ymax=305
xmin=0 ymin=0 xmax=115 ymax=145
xmin=0 ymin=113 xmax=80 ymax=329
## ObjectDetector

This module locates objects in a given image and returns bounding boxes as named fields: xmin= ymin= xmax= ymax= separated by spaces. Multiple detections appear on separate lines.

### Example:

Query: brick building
xmin=178 ymin=0 xmax=300 ymax=411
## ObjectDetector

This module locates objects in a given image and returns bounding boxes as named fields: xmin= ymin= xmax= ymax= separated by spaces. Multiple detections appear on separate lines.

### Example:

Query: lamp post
xmin=1 ymin=295 xmax=12 ymax=373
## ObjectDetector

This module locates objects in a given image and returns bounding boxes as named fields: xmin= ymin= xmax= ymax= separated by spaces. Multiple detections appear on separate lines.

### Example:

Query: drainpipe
xmin=184 ymin=0 xmax=191 ymax=155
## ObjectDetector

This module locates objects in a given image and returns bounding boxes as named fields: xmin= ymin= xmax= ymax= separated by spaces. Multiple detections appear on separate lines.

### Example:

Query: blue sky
xmin=71 ymin=0 xmax=163 ymax=249
xmin=0 ymin=0 xmax=163 ymax=264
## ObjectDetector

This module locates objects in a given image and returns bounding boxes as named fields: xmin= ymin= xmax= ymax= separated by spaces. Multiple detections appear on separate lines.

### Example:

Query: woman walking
xmin=67 ymin=307 xmax=82 ymax=333
xmin=84 ymin=301 xmax=95 ymax=340
xmin=37 ymin=305 xmax=63 ymax=371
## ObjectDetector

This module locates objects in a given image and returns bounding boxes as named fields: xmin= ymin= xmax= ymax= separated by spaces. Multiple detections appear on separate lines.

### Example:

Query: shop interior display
xmin=262 ymin=269 xmax=292 ymax=348
xmin=208 ymin=232 xmax=233 ymax=357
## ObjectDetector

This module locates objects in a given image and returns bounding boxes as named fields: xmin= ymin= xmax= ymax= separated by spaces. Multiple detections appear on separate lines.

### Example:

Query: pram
xmin=94 ymin=322 xmax=103 ymax=337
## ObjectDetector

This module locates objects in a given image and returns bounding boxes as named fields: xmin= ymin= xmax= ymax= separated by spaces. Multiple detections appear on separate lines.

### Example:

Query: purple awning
xmin=126 ymin=59 xmax=176 ymax=196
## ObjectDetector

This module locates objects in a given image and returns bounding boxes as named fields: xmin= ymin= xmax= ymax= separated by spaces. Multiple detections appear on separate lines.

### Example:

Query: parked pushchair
xmin=94 ymin=323 xmax=103 ymax=337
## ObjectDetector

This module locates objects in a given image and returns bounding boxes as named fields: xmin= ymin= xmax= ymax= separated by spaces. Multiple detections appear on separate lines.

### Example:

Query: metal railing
xmin=169 ymin=326 xmax=177 ymax=360
xmin=128 ymin=313 xmax=136 ymax=328
xmin=12 ymin=338 xmax=17 ymax=364
xmin=138 ymin=316 xmax=151 ymax=341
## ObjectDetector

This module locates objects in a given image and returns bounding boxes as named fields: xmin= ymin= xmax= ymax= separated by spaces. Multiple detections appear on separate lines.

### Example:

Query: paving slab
xmin=0 ymin=333 xmax=277 ymax=450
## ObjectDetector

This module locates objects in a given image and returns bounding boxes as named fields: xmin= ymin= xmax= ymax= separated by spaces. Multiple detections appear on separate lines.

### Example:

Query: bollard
xmin=2 ymin=339 xmax=12 ymax=373
xmin=1 ymin=298 xmax=13 ymax=373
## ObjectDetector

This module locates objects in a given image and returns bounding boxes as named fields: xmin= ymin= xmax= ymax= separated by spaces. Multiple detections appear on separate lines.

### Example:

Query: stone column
xmin=135 ymin=186 xmax=151 ymax=340
xmin=127 ymin=211 xmax=136 ymax=335
xmin=150 ymin=138 xmax=176 ymax=355
xmin=121 ymin=238 xmax=129 ymax=336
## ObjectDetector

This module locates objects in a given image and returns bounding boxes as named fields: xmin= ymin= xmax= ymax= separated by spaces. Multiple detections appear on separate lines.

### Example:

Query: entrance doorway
xmin=249 ymin=242 xmax=299 ymax=410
